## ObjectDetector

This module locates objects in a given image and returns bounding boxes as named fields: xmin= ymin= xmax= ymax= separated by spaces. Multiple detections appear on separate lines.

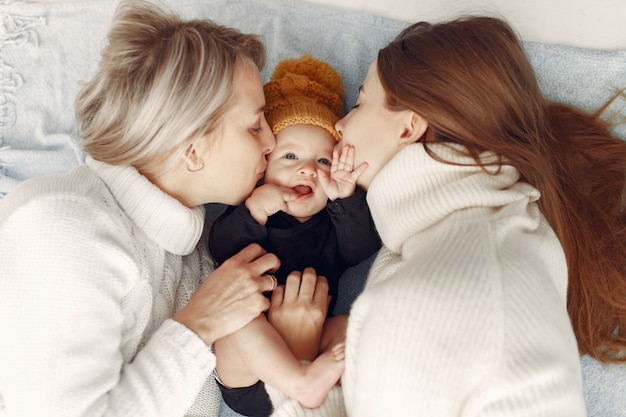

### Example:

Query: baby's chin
xmin=285 ymin=199 xmax=326 ymax=223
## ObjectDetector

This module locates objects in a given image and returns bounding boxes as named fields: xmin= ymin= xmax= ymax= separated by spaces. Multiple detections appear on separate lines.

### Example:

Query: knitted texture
xmin=267 ymin=384 xmax=346 ymax=417
xmin=343 ymin=143 xmax=585 ymax=416
xmin=270 ymin=143 xmax=586 ymax=416
xmin=0 ymin=158 xmax=218 ymax=417
xmin=264 ymin=55 xmax=344 ymax=142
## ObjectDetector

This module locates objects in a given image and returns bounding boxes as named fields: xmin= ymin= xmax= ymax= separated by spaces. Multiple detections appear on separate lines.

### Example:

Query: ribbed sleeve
xmin=0 ymin=163 xmax=218 ymax=417
xmin=343 ymin=144 xmax=585 ymax=416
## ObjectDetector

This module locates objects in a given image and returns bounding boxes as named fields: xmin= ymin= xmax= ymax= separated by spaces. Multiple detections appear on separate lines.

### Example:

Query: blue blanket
xmin=1 ymin=1 xmax=625 ymax=415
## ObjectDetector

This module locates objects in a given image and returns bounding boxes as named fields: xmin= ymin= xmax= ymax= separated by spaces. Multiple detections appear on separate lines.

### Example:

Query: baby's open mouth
xmin=293 ymin=185 xmax=313 ymax=195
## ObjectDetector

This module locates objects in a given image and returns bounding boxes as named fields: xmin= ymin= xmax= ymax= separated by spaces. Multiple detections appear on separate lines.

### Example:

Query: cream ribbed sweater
xmin=270 ymin=143 xmax=586 ymax=416
xmin=0 ymin=157 xmax=220 ymax=417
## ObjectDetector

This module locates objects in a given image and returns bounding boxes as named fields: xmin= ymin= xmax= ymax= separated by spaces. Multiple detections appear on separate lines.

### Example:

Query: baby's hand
xmin=319 ymin=145 xmax=368 ymax=201
xmin=245 ymin=183 xmax=299 ymax=225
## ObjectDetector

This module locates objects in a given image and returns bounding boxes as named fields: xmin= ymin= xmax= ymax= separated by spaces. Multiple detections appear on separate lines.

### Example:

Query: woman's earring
xmin=187 ymin=160 xmax=204 ymax=172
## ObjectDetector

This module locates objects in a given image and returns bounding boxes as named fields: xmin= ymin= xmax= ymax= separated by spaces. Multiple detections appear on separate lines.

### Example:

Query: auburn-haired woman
xmin=270 ymin=16 xmax=626 ymax=417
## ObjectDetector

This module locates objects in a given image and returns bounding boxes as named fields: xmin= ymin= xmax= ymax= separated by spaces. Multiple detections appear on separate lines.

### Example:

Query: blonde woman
xmin=0 ymin=1 xmax=284 ymax=416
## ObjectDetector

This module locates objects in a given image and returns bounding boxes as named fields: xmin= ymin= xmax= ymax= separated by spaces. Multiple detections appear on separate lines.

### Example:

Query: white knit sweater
xmin=270 ymin=143 xmax=586 ymax=416
xmin=0 ymin=157 xmax=220 ymax=417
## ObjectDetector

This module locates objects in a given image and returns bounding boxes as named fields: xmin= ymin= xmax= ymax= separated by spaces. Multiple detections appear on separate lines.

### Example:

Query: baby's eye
xmin=318 ymin=158 xmax=331 ymax=165
xmin=284 ymin=152 xmax=296 ymax=160
xmin=251 ymin=127 xmax=263 ymax=134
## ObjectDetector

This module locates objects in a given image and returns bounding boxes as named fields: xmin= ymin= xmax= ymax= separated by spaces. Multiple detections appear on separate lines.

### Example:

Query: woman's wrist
xmin=173 ymin=308 xmax=216 ymax=346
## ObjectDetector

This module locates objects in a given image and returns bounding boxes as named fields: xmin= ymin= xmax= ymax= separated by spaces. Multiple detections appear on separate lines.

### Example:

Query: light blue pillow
xmin=1 ymin=1 xmax=624 ymax=416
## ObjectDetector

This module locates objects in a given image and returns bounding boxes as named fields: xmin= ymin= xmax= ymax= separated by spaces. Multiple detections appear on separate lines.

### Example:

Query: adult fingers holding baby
xmin=174 ymin=243 xmax=280 ymax=347
xmin=268 ymin=267 xmax=330 ymax=361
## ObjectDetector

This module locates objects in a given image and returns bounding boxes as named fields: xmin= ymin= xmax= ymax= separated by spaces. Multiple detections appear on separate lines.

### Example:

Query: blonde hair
xmin=75 ymin=0 xmax=265 ymax=170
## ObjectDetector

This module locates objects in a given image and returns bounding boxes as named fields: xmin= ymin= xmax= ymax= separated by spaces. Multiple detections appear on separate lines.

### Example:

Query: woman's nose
xmin=335 ymin=118 xmax=344 ymax=140
xmin=262 ymin=132 xmax=276 ymax=157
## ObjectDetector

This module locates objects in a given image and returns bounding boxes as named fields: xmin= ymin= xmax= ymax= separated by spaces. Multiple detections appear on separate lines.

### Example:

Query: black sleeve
xmin=208 ymin=204 xmax=269 ymax=265
xmin=327 ymin=186 xmax=381 ymax=267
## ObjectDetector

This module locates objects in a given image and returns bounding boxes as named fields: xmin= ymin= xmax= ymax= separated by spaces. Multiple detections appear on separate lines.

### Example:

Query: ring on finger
xmin=264 ymin=274 xmax=277 ymax=292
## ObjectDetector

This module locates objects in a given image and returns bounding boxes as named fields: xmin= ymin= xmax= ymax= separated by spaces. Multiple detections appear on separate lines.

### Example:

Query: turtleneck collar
xmin=366 ymin=143 xmax=539 ymax=254
xmin=86 ymin=156 xmax=205 ymax=256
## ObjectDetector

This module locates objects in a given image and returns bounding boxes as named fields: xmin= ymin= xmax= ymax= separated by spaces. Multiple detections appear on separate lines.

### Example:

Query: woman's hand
xmin=174 ymin=243 xmax=279 ymax=346
xmin=268 ymin=267 xmax=330 ymax=362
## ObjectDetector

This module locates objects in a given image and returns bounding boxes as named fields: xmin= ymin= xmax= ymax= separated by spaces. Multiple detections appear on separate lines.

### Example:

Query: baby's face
xmin=264 ymin=124 xmax=336 ymax=222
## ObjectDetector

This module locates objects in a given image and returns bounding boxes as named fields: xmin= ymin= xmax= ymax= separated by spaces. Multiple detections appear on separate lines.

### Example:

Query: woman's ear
xmin=399 ymin=111 xmax=428 ymax=147
xmin=183 ymin=143 xmax=205 ymax=173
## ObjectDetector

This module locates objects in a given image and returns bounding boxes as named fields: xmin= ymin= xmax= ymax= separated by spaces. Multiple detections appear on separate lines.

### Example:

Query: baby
xmin=209 ymin=55 xmax=380 ymax=416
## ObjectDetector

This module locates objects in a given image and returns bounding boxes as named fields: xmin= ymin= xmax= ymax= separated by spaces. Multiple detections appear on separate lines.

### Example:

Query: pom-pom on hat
xmin=264 ymin=54 xmax=344 ymax=142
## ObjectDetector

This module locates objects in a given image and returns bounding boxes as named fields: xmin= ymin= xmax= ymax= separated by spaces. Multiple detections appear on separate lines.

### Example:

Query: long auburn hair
xmin=378 ymin=16 xmax=626 ymax=363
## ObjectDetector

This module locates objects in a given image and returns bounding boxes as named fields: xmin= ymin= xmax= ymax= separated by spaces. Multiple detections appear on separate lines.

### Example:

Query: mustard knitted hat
xmin=264 ymin=54 xmax=344 ymax=142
